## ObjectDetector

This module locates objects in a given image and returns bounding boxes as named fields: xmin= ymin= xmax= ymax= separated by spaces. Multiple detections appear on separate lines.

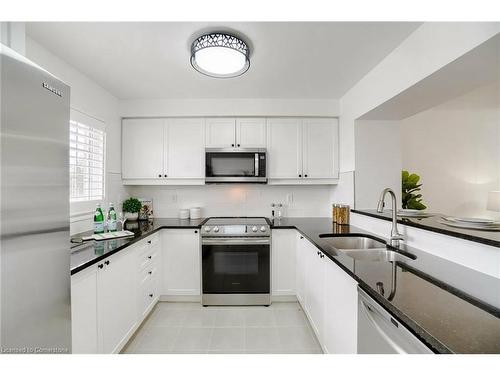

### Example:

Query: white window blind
xmin=69 ymin=110 xmax=106 ymax=202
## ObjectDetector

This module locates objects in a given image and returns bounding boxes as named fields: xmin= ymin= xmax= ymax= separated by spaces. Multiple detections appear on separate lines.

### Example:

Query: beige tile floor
xmin=122 ymin=301 xmax=323 ymax=354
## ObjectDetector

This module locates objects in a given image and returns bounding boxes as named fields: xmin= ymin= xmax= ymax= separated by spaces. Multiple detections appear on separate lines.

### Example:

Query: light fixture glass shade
xmin=487 ymin=191 xmax=500 ymax=212
xmin=191 ymin=32 xmax=250 ymax=78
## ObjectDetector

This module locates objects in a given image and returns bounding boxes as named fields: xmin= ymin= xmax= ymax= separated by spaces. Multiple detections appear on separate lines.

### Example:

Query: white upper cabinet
xmin=205 ymin=118 xmax=236 ymax=148
xmin=236 ymin=118 xmax=266 ymax=148
xmin=302 ymin=118 xmax=339 ymax=179
xmin=267 ymin=117 xmax=338 ymax=183
xmin=122 ymin=118 xmax=164 ymax=179
xmin=166 ymin=118 xmax=205 ymax=178
xmin=122 ymin=118 xmax=204 ymax=184
xmin=267 ymin=118 xmax=303 ymax=179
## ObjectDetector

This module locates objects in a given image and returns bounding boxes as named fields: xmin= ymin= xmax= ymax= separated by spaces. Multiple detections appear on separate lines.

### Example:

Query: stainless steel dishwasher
xmin=357 ymin=287 xmax=434 ymax=354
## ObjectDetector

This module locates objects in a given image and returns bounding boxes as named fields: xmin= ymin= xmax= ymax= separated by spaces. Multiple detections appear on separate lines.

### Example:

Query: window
xmin=69 ymin=109 xmax=106 ymax=202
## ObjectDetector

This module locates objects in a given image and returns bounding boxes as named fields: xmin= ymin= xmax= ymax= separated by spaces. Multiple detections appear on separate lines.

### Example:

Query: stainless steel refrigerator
xmin=0 ymin=44 xmax=71 ymax=353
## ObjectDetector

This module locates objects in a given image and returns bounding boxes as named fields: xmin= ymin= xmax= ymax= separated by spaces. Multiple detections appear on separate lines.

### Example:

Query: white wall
xmin=127 ymin=184 xmax=333 ymax=218
xmin=354 ymin=120 xmax=402 ymax=209
xmin=119 ymin=98 xmax=339 ymax=118
xmin=340 ymin=22 xmax=500 ymax=175
xmin=25 ymin=37 xmax=128 ymax=234
xmin=401 ymin=83 xmax=500 ymax=218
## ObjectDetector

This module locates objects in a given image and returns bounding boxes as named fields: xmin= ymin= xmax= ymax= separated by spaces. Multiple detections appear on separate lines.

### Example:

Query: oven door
xmin=205 ymin=149 xmax=266 ymax=182
xmin=202 ymin=238 xmax=270 ymax=294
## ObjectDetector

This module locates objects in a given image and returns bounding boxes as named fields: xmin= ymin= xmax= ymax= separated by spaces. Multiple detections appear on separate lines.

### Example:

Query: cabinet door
xmin=236 ymin=118 xmax=266 ymax=148
xmin=166 ymin=118 xmax=205 ymax=178
xmin=98 ymin=250 xmax=137 ymax=353
xmin=205 ymin=118 xmax=236 ymax=148
xmin=71 ymin=266 xmax=98 ymax=354
xmin=267 ymin=118 xmax=303 ymax=178
xmin=122 ymin=119 xmax=164 ymax=179
xmin=302 ymin=118 xmax=338 ymax=179
xmin=323 ymin=260 xmax=358 ymax=353
xmin=271 ymin=229 xmax=296 ymax=296
xmin=304 ymin=242 xmax=326 ymax=343
xmin=162 ymin=229 xmax=201 ymax=296
xmin=295 ymin=233 xmax=308 ymax=305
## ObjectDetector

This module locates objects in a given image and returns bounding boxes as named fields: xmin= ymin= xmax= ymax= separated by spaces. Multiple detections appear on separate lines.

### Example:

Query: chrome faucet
xmin=377 ymin=188 xmax=404 ymax=247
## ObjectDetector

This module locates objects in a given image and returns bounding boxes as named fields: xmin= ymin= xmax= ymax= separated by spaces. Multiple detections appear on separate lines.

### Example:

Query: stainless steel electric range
xmin=201 ymin=217 xmax=271 ymax=306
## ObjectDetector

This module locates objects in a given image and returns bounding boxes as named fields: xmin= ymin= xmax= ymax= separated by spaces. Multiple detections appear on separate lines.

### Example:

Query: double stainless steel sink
xmin=318 ymin=234 xmax=416 ymax=263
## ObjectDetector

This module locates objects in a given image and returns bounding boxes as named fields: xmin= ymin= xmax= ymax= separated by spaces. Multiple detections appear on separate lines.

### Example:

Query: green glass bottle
xmin=93 ymin=203 xmax=105 ymax=234
xmin=107 ymin=203 xmax=117 ymax=232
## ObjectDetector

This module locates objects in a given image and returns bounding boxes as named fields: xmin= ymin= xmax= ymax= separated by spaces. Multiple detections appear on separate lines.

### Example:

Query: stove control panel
xmin=201 ymin=223 xmax=270 ymax=237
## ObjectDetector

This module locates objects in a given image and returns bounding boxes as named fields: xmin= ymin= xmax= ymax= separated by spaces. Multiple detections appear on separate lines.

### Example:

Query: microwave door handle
xmin=255 ymin=153 xmax=259 ymax=177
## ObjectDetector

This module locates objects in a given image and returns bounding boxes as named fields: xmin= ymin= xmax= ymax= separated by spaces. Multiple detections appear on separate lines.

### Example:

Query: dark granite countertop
xmin=351 ymin=209 xmax=500 ymax=248
xmin=271 ymin=217 xmax=500 ymax=354
xmin=70 ymin=218 xmax=206 ymax=275
xmin=70 ymin=216 xmax=500 ymax=354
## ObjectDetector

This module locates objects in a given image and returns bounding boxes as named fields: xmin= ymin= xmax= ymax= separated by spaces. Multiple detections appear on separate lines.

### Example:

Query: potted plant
xmin=122 ymin=197 xmax=142 ymax=221
xmin=402 ymin=170 xmax=427 ymax=210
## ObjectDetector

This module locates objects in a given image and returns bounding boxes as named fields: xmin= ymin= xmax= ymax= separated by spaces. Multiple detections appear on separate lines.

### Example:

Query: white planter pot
xmin=124 ymin=212 xmax=139 ymax=221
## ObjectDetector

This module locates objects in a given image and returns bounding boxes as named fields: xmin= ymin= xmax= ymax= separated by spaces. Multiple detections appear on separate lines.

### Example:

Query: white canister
xmin=189 ymin=207 xmax=202 ymax=220
xmin=179 ymin=209 xmax=190 ymax=220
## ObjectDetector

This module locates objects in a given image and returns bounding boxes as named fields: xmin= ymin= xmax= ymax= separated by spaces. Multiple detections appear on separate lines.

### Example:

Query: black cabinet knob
xmin=164 ymin=174 xmax=167 ymax=177
xmin=98 ymin=264 xmax=103 ymax=269
xmin=148 ymin=255 xmax=152 ymax=259
xmin=299 ymin=174 xmax=302 ymax=177
xmin=300 ymin=236 xmax=304 ymax=239
xmin=194 ymin=230 xmax=198 ymax=234
xmin=148 ymin=271 xmax=152 ymax=275
xmin=237 ymin=144 xmax=240 ymax=147
xmin=320 ymin=254 xmax=325 ymax=258
xmin=231 ymin=144 xmax=235 ymax=147
xmin=104 ymin=260 xmax=110 ymax=265
xmin=149 ymin=294 xmax=153 ymax=298
xmin=317 ymin=251 xmax=321 ymax=256
xmin=158 ymin=174 xmax=162 ymax=177
xmin=147 ymin=240 xmax=151 ymax=244
xmin=305 ymin=174 xmax=308 ymax=178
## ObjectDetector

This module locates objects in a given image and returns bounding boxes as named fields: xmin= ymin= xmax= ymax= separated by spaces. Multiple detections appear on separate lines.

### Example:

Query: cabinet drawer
xmin=139 ymin=264 xmax=159 ymax=285
xmin=138 ymin=278 xmax=159 ymax=319
xmin=139 ymin=247 xmax=159 ymax=271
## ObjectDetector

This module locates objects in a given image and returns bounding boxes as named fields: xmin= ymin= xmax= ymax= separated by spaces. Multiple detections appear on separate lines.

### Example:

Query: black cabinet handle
xmin=104 ymin=260 xmax=110 ymax=265
xmin=317 ymin=251 xmax=321 ymax=256
xmin=147 ymin=240 xmax=151 ymax=244
xmin=148 ymin=271 xmax=152 ymax=275
xmin=98 ymin=264 xmax=103 ymax=269
xmin=305 ymin=174 xmax=308 ymax=178
xmin=231 ymin=144 xmax=235 ymax=147
xmin=164 ymin=174 xmax=167 ymax=177
xmin=300 ymin=236 xmax=304 ymax=239
xmin=148 ymin=255 xmax=152 ymax=259
xmin=320 ymin=254 xmax=325 ymax=258
xmin=299 ymin=174 xmax=302 ymax=177
xmin=194 ymin=230 xmax=198 ymax=234
xmin=237 ymin=144 xmax=240 ymax=147
xmin=149 ymin=294 xmax=153 ymax=298
xmin=158 ymin=174 xmax=162 ymax=177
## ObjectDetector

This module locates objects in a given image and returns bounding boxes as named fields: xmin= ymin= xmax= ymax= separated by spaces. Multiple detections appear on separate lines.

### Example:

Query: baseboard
xmin=160 ymin=295 xmax=201 ymax=302
xmin=271 ymin=295 xmax=298 ymax=302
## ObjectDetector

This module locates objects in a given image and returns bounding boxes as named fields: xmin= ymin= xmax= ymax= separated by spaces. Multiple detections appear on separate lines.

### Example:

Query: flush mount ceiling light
xmin=190 ymin=32 xmax=250 ymax=78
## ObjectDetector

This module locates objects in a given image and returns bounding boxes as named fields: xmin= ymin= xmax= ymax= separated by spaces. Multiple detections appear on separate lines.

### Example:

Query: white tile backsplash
xmin=127 ymin=184 xmax=334 ymax=218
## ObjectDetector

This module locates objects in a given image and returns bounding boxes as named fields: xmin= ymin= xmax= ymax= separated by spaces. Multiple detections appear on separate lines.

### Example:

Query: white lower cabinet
xmin=162 ymin=229 xmax=201 ymax=297
xmin=295 ymin=230 xmax=358 ymax=354
xmin=136 ymin=234 xmax=161 ymax=321
xmin=271 ymin=229 xmax=296 ymax=297
xmin=71 ymin=266 xmax=98 ymax=354
xmin=98 ymin=249 xmax=137 ymax=354
xmin=323 ymin=259 xmax=358 ymax=353
xmin=304 ymin=239 xmax=326 ymax=342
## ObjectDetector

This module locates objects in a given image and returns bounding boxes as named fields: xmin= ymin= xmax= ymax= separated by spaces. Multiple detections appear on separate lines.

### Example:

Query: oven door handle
xmin=202 ymin=238 xmax=270 ymax=245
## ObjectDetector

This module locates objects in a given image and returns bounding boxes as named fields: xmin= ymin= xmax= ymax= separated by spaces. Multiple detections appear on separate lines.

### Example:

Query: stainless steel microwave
xmin=205 ymin=148 xmax=267 ymax=183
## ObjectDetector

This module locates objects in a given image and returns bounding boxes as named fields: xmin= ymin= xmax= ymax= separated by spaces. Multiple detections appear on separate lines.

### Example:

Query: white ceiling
xmin=26 ymin=22 xmax=421 ymax=100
